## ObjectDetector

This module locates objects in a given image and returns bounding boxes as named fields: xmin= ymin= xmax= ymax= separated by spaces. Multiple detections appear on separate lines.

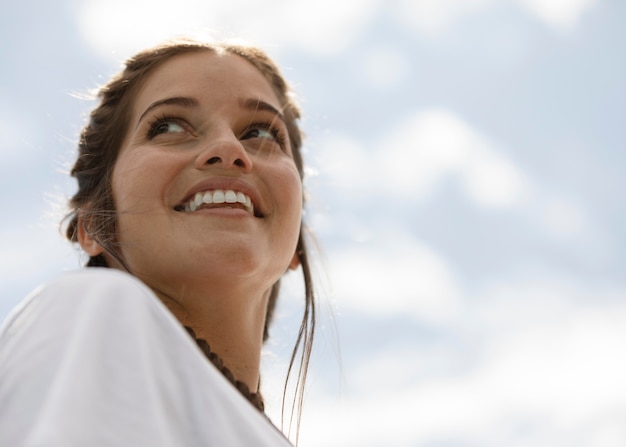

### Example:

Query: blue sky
xmin=1 ymin=1 xmax=625 ymax=445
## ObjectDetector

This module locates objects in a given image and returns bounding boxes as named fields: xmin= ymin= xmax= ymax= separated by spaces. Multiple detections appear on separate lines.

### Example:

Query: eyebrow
xmin=135 ymin=96 xmax=285 ymax=129
xmin=136 ymin=96 xmax=199 ymax=128
xmin=240 ymin=98 xmax=286 ymax=124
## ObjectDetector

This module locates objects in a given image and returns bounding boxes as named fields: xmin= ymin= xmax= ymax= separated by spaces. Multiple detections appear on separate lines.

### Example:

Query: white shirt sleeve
xmin=0 ymin=268 xmax=292 ymax=447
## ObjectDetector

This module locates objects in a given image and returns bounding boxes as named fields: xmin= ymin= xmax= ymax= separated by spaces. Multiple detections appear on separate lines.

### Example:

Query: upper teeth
xmin=183 ymin=189 xmax=253 ymax=214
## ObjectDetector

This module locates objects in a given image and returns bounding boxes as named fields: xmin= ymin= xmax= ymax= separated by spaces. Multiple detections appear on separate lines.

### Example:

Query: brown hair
xmin=64 ymin=37 xmax=316 ymax=434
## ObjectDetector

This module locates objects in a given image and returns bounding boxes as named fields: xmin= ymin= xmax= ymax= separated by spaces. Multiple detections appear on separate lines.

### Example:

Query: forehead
xmin=131 ymin=52 xmax=280 ymax=117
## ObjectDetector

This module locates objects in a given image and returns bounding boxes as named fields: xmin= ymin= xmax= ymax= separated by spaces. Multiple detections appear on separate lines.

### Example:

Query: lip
xmin=175 ymin=177 xmax=265 ymax=217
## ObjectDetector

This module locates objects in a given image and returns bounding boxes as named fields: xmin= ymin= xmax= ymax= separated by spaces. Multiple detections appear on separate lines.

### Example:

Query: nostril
xmin=207 ymin=156 xmax=221 ymax=164
xmin=234 ymin=159 xmax=246 ymax=168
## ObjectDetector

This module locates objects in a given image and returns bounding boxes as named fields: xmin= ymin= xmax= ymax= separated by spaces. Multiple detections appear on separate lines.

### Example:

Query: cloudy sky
xmin=1 ymin=0 xmax=625 ymax=446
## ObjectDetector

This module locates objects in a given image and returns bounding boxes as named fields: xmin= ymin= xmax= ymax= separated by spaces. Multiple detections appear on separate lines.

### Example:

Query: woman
xmin=0 ymin=37 xmax=316 ymax=446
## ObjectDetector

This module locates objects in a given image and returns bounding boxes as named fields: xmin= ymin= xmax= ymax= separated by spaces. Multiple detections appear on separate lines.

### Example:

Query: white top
xmin=0 ymin=268 xmax=292 ymax=447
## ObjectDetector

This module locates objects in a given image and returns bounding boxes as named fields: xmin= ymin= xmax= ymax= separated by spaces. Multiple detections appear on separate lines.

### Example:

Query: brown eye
xmin=240 ymin=123 xmax=287 ymax=151
xmin=147 ymin=118 xmax=187 ymax=139
xmin=242 ymin=127 xmax=278 ymax=142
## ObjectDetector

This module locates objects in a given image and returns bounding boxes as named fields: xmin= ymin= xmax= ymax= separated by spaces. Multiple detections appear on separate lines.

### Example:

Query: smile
xmin=176 ymin=189 xmax=255 ymax=215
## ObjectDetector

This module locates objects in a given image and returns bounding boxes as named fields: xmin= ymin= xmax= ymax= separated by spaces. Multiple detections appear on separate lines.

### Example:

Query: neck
xmin=154 ymin=281 xmax=269 ymax=392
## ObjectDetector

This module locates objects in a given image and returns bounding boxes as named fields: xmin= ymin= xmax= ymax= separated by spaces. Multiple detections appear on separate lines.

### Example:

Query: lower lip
xmin=181 ymin=207 xmax=254 ymax=217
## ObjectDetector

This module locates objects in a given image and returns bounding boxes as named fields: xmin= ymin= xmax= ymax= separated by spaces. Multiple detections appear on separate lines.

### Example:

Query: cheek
xmin=282 ymin=167 xmax=304 ymax=226
xmin=109 ymin=159 xmax=143 ymax=249
xmin=111 ymin=152 xmax=145 ymax=210
xmin=277 ymin=161 xmax=302 ymax=202
xmin=111 ymin=149 xmax=181 ymax=211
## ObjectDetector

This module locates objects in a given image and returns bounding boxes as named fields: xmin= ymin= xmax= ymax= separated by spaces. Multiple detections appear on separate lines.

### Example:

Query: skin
xmin=78 ymin=52 xmax=303 ymax=390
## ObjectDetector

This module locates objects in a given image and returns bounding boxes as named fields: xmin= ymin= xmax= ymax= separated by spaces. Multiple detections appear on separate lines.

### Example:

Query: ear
xmin=288 ymin=250 xmax=300 ymax=271
xmin=77 ymin=216 xmax=104 ymax=257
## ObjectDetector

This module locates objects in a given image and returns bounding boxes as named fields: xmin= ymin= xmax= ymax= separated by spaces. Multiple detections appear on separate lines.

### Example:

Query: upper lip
xmin=175 ymin=177 xmax=264 ymax=217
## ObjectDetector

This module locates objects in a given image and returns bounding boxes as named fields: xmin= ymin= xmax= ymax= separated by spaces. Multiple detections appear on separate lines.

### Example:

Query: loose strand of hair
xmin=281 ymin=233 xmax=316 ymax=445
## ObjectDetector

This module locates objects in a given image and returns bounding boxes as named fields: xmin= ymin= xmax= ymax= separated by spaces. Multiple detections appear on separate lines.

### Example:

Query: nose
xmin=195 ymin=128 xmax=252 ymax=172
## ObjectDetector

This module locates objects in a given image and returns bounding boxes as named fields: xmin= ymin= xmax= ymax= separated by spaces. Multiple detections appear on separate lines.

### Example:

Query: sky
xmin=1 ymin=0 xmax=625 ymax=446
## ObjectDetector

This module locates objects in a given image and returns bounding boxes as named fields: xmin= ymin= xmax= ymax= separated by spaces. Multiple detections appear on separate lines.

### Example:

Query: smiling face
xmin=98 ymin=52 xmax=302 ymax=301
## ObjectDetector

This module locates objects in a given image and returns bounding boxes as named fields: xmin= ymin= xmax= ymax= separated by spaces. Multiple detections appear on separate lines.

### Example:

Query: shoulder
xmin=0 ymin=268 xmax=175 ymax=349
xmin=34 ymin=267 xmax=152 ymax=301
xmin=4 ymin=269 xmax=155 ymax=324
xmin=0 ymin=270 xmax=293 ymax=446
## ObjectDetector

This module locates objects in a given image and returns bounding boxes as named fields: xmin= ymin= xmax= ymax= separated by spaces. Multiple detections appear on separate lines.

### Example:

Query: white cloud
xmin=391 ymin=0 xmax=598 ymax=37
xmin=482 ymin=312 xmax=626 ymax=421
xmin=392 ymin=0 xmax=494 ymax=37
xmin=274 ymin=0 xmax=380 ymax=55
xmin=77 ymin=0 xmax=380 ymax=60
xmin=297 ymin=284 xmax=626 ymax=447
xmin=517 ymin=0 xmax=599 ymax=30
xmin=462 ymin=150 xmax=528 ymax=207
xmin=316 ymin=108 xmax=595 ymax=247
xmin=328 ymin=228 xmax=463 ymax=323
xmin=78 ymin=0 xmax=202 ymax=59
xmin=382 ymin=109 xmax=529 ymax=206
xmin=326 ymin=108 xmax=530 ymax=207
xmin=77 ymin=0 xmax=600 ymax=61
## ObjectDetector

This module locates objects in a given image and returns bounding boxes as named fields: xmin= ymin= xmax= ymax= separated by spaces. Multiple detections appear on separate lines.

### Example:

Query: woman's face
xmin=107 ymin=52 xmax=302 ymax=298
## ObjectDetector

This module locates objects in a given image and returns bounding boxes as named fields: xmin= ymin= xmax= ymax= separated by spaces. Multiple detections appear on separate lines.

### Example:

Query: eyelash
xmin=243 ymin=122 xmax=287 ymax=148
xmin=146 ymin=114 xmax=188 ymax=140
xmin=146 ymin=114 xmax=288 ymax=152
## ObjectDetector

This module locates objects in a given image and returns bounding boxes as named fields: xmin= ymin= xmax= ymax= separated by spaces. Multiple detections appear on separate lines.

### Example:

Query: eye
xmin=243 ymin=127 xmax=275 ymax=140
xmin=147 ymin=116 xmax=188 ymax=140
xmin=240 ymin=123 xmax=286 ymax=148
